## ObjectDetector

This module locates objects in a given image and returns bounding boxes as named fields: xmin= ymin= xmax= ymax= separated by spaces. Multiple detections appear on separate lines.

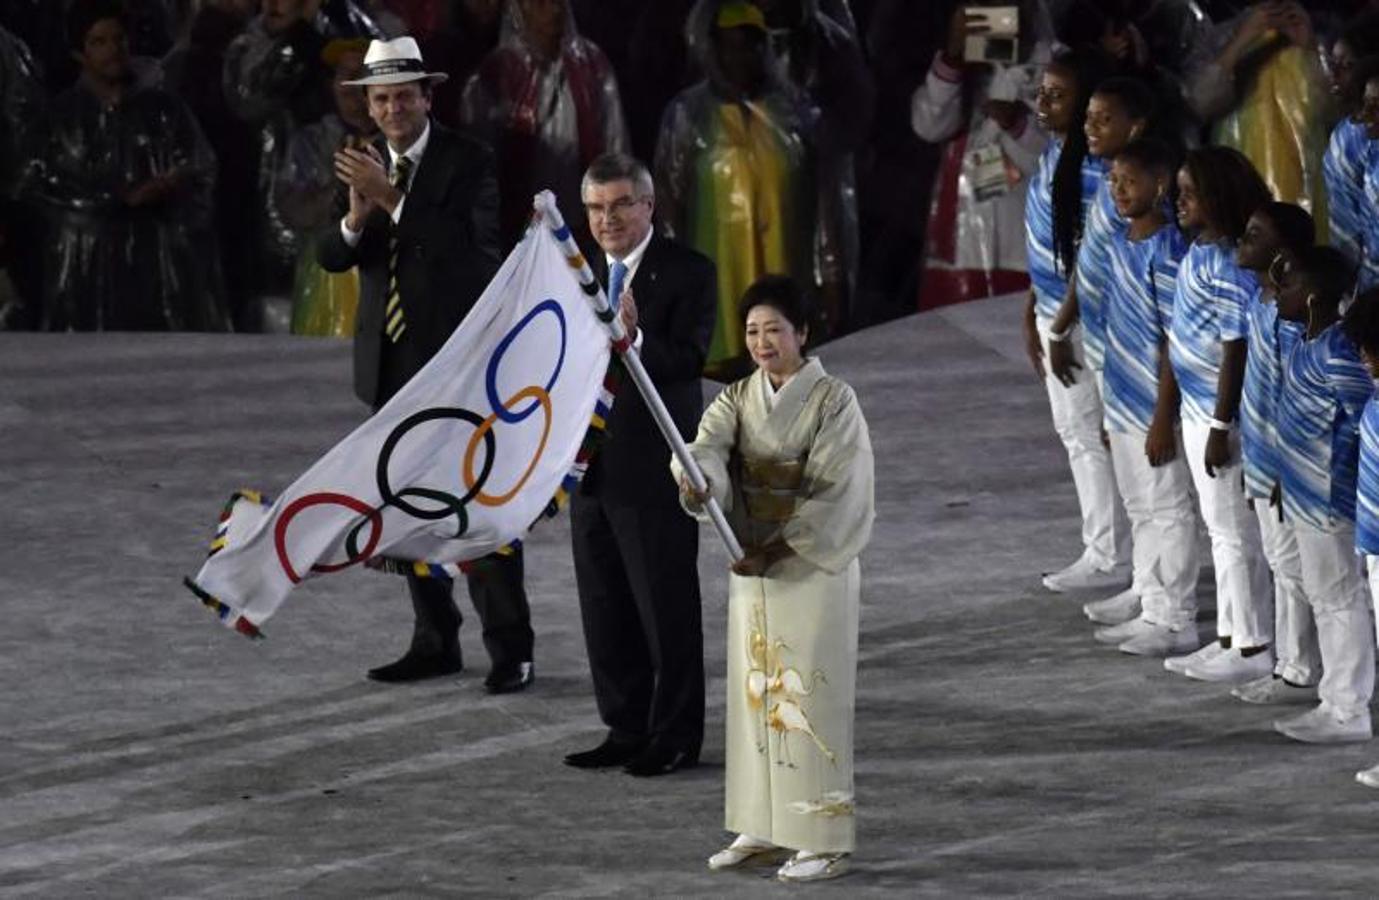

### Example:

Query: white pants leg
xmin=1108 ymin=429 xmax=1199 ymax=626
xmin=1368 ymin=555 xmax=1379 ymax=648
xmin=1254 ymin=503 xmax=1318 ymax=684
xmin=1295 ymin=522 xmax=1374 ymax=717
xmin=1182 ymin=422 xmax=1272 ymax=646
xmin=1038 ymin=317 xmax=1130 ymax=569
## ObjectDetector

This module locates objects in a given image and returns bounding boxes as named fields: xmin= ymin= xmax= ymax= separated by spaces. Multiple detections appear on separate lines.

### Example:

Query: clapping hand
xmin=335 ymin=143 xmax=392 ymax=229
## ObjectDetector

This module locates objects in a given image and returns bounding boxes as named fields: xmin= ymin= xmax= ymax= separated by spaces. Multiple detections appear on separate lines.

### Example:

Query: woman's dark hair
xmin=1343 ymin=287 xmax=1379 ymax=355
xmin=1048 ymin=49 xmax=1111 ymax=275
xmin=1294 ymin=245 xmax=1357 ymax=312
xmin=1251 ymin=202 xmax=1315 ymax=257
xmin=738 ymin=274 xmax=812 ymax=335
xmin=1181 ymin=146 xmax=1272 ymax=243
xmin=67 ymin=0 xmax=125 ymax=51
xmin=1091 ymin=76 xmax=1156 ymax=128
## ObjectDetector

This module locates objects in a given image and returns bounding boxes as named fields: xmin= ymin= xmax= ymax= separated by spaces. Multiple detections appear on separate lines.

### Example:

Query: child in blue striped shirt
xmin=1341 ymin=290 xmax=1379 ymax=782
xmin=1089 ymin=139 xmax=1202 ymax=656
xmin=1164 ymin=147 xmax=1276 ymax=682
xmin=1273 ymin=247 xmax=1373 ymax=744
xmin=1229 ymin=203 xmax=1319 ymax=702
xmin=1022 ymin=50 xmax=1129 ymax=593
xmin=1322 ymin=14 xmax=1379 ymax=264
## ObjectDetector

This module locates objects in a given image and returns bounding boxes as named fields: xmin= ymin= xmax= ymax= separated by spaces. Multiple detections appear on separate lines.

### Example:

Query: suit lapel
xmin=394 ymin=122 xmax=449 ymax=233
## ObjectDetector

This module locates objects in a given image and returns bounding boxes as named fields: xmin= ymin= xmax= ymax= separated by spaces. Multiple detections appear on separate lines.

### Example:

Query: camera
xmin=965 ymin=6 xmax=1020 ymax=65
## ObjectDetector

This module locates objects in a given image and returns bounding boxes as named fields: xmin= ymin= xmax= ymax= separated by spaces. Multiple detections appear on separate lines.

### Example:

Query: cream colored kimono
xmin=673 ymin=358 xmax=874 ymax=854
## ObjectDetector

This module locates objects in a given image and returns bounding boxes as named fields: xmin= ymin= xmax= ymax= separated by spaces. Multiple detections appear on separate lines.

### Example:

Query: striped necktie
xmin=385 ymin=155 xmax=414 ymax=343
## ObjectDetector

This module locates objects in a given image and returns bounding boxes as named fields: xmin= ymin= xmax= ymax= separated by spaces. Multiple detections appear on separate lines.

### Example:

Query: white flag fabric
xmin=187 ymin=211 xmax=612 ymax=637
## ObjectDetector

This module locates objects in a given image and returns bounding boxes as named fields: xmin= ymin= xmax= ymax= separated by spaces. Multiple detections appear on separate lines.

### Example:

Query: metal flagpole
xmin=533 ymin=191 xmax=745 ymax=562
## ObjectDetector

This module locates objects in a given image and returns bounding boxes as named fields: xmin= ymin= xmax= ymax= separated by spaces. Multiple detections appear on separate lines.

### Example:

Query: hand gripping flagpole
xmin=533 ymin=191 xmax=744 ymax=562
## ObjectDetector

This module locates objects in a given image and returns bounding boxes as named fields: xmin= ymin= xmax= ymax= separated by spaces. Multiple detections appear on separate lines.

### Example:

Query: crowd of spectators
xmin=0 ymin=0 xmax=1372 ymax=347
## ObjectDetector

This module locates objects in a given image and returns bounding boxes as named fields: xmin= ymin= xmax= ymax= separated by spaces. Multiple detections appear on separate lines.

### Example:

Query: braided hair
xmin=1048 ymin=49 xmax=1110 ymax=275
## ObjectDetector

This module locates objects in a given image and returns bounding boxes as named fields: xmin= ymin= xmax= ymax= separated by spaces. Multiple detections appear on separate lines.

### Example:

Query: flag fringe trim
xmin=182 ymin=576 xmax=265 ymax=640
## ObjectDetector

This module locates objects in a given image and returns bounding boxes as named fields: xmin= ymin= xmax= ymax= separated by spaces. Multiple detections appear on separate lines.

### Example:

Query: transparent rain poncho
xmin=658 ymin=0 xmax=826 ymax=375
xmin=26 ymin=81 xmax=228 ymax=331
xmin=1187 ymin=10 xmax=1335 ymax=239
xmin=459 ymin=0 xmax=628 ymax=252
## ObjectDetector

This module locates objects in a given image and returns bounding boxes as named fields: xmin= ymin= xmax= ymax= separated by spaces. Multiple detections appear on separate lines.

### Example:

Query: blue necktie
xmin=609 ymin=259 xmax=627 ymax=311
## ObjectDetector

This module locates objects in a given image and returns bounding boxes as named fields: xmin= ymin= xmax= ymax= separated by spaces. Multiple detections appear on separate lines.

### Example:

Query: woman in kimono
xmin=673 ymin=274 xmax=874 ymax=883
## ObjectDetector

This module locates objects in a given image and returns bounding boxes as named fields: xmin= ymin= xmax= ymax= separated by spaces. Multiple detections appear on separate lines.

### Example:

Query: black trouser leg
xmin=605 ymin=502 xmax=704 ymax=755
xmin=571 ymin=494 xmax=654 ymax=742
xmin=463 ymin=545 xmax=534 ymax=670
xmin=404 ymin=573 xmax=461 ymax=657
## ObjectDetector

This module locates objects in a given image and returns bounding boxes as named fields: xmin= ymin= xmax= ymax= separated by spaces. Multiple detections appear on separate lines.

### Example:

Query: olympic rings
xmin=275 ymin=492 xmax=383 ymax=583
xmin=485 ymin=299 xmax=566 ymax=424
xmin=463 ymin=386 xmax=553 ymax=507
xmin=377 ymin=407 xmax=494 ymax=531
xmin=271 ymin=297 xmax=572 ymax=583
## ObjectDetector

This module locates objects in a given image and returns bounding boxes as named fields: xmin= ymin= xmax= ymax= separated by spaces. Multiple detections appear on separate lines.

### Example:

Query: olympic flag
xmin=186 ymin=197 xmax=615 ymax=637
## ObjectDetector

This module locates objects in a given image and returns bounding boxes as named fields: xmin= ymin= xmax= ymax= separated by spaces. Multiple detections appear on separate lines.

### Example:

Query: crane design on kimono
xmin=745 ymin=601 xmax=835 ymax=767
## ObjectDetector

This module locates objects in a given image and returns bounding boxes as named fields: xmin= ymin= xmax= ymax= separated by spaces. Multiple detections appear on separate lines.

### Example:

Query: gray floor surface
xmin=3 ymin=295 xmax=1379 ymax=897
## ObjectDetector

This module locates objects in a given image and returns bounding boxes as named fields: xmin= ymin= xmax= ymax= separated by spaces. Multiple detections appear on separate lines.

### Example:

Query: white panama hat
xmin=341 ymin=36 xmax=448 ymax=87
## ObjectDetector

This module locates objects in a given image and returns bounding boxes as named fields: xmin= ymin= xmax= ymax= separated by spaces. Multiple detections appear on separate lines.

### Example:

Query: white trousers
xmin=1182 ymin=422 xmax=1272 ymax=646
xmin=1254 ymin=503 xmax=1319 ymax=684
xmin=1368 ymin=555 xmax=1379 ymax=647
xmin=1107 ymin=429 xmax=1199 ymax=626
xmin=1295 ymin=522 xmax=1373 ymax=717
xmin=1037 ymin=318 xmax=1130 ymax=569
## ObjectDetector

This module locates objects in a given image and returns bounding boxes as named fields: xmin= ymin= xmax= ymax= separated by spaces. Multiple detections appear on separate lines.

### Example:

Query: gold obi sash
xmin=737 ymin=455 xmax=807 ymax=522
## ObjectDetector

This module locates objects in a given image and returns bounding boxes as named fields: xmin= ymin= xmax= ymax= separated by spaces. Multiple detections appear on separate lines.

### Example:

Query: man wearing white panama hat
xmin=318 ymin=35 xmax=536 ymax=693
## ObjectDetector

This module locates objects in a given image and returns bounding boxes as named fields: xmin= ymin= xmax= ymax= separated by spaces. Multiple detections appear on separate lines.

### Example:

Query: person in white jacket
xmin=909 ymin=0 xmax=1054 ymax=309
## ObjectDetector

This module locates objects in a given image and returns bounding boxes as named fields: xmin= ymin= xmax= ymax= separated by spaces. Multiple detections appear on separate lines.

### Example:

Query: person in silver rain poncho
xmin=26 ymin=0 xmax=226 ymax=331
xmin=460 ymin=0 xmax=627 ymax=254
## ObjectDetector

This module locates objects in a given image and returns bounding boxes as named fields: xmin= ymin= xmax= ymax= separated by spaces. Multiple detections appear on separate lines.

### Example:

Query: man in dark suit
xmin=318 ymin=36 xmax=534 ymax=693
xmin=564 ymin=152 xmax=716 ymax=776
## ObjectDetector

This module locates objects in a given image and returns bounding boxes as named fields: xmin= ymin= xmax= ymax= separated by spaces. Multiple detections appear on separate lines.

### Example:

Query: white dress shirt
xmin=340 ymin=121 xmax=431 ymax=247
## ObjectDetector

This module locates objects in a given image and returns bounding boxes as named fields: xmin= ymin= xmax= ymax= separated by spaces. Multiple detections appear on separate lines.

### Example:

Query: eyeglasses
xmin=584 ymin=196 xmax=647 ymax=219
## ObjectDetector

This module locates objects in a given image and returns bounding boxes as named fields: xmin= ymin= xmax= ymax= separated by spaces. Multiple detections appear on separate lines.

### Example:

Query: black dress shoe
xmin=484 ymin=661 xmax=534 ymax=694
xmin=366 ymin=649 xmax=463 ymax=683
xmin=624 ymin=744 xmax=699 ymax=777
xmin=563 ymin=736 xmax=647 ymax=769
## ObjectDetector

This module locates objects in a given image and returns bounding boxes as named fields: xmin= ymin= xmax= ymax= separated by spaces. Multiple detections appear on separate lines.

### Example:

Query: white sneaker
xmin=1183 ymin=647 xmax=1275 ymax=684
xmin=1231 ymin=674 xmax=1318 ymax=705
xmin=1164 ymin=641 xmax=1223 ymax=675
xmin=1274 ymin=705 xmax=1373 ymax=744
xmin=1042 ymin=554 xmax=1131 ymax=593
xmin=1356 ymin=763 xmax=1379 ymax=788
xmin=1093 ymin=614 xmax=1156 ymax=645
xmin=1119 ymin=622 xmax=1200 ymax=657
xmin=1083 ymin=588 xmax=1141 ymax=625
xmin=776 ymin=851 xmax=850 ymax=883
xmin=708 ymin=834 xmax=782 ymax=870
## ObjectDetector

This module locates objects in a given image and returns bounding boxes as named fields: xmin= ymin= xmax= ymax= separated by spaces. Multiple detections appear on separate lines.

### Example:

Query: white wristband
xmin=1047 ymin=328 xmax=1071 ymax=343
xmin=1208 ymin=417 xmax=1234 ymax=432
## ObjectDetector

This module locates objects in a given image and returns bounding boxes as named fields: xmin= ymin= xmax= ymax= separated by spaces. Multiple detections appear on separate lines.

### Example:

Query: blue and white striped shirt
xmin=1075 ymin=162 xmax=1122 ymax=371
xmin=1025 ymin=140 xmax=1103 ymax=320
xmin=1356 ymin=392 xmax=1379 ymax=554
xmin=1103 ymin=223 xmax=1188 ymax=435
xmin=1168 ymin=240 xmax=1256 ymax=425
xmin=1278 ymin=323 xmax=1372 ymax=531
xmin=1240 ymin=286 xmax=1305 ymax=500
xmin=1362 ymin=147 xmax=1379 ymax=292
xmin=1325 ymin=116 xmax=1371 ymax=265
